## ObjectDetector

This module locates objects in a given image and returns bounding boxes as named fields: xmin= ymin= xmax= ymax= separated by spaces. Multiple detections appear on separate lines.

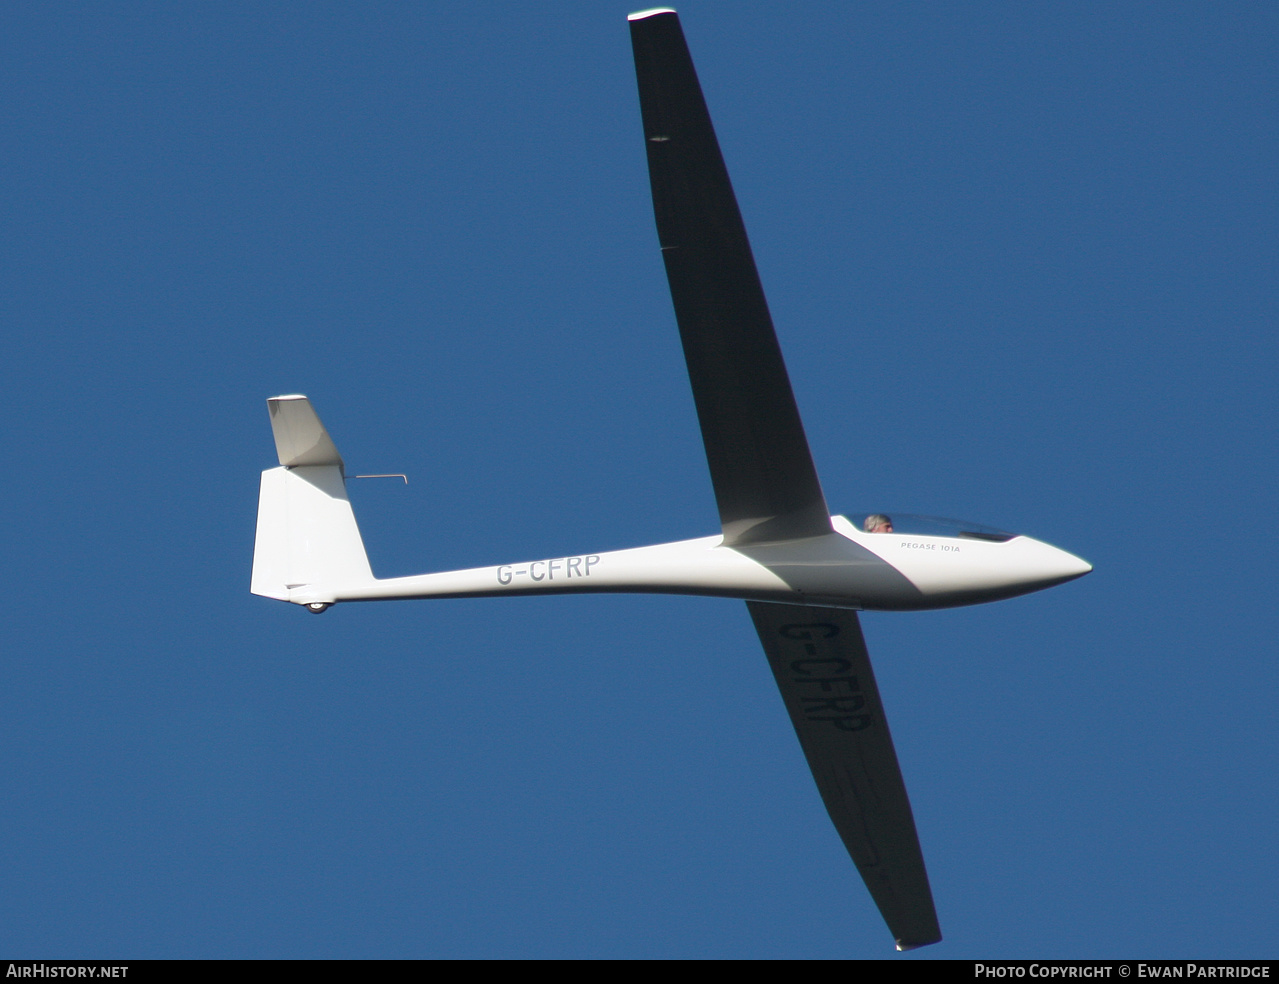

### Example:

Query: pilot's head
xmin=864 ymin=514 xmax=893 ymax=533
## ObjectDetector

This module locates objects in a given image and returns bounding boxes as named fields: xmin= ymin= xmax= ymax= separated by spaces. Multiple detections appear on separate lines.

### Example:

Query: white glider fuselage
xmin=270 ymin=500 xmax=1090 ymax=612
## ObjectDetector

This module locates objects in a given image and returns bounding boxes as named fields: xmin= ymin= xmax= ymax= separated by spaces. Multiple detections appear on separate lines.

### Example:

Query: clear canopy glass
xmin=842 ymin=512 xmax=1016 ymax=542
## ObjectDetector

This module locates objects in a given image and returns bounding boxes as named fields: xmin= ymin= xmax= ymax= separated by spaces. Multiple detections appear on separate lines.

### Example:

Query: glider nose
xmin=1026 ymin=539 xmax=1093 ymax=587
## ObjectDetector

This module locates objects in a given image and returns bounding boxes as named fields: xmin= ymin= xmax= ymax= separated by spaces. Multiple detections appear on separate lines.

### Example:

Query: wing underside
xmin=629 ymin=10 xmax=831 ymax=546
xmin=630 ymin=11 xmax=939 ymax=947
xmin=746 ymin=601 xmax=941 ymax=950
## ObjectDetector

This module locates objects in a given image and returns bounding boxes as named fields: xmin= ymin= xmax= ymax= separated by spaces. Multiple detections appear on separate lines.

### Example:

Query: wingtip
xmin=628 ymin=7 xmax=677 ymax=21
xmin=895 ymin=935 xmax=942 ymax=951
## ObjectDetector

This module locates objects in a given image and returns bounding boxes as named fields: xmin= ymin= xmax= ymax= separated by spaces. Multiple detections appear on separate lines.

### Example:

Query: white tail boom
xmin=250 ymin=396 xmax=375 ymax=608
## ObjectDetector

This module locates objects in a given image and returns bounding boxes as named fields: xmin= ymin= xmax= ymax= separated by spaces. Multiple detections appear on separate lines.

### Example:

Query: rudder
xmin=250 ymin=396 xmax=375 ymax=605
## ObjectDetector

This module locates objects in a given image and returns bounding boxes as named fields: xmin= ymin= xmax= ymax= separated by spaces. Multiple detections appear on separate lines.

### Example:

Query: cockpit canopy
xmin=843 ymin=512 xmax=1016 ymax=542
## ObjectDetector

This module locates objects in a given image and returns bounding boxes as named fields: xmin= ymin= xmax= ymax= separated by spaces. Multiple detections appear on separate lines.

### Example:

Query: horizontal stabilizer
xmin=267 ymin=394 xmax=344 ymax=471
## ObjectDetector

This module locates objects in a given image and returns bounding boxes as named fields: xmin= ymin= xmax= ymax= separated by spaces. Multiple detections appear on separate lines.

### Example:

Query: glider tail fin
xmin=250 ymin=395 xmax=375 ymax=606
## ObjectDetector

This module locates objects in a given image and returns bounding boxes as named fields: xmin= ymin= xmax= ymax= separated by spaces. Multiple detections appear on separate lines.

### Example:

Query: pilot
xmin=863 ymin=514 xmax=894 ymax=534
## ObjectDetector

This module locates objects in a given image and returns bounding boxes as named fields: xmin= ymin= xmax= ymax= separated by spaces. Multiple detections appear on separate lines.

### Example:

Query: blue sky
xmin=2 ymin=1 xmax=1276 ymax=959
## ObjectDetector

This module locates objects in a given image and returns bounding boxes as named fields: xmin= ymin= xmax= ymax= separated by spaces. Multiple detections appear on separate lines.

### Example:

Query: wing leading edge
xmin=747 ymin=601 xmax=941 ymax=950
xmin=629 ymin=9 xmax=831 ymax=547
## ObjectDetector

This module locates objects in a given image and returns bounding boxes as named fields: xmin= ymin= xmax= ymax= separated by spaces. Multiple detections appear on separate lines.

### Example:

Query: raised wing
xmin=629 ymin=9 xmax=831 ymax=546
xmin=746 ymin=601 xmax=941 ymax=950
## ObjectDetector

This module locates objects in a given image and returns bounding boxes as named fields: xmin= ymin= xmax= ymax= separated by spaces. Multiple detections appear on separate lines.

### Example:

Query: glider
xmin=250 ymin=8 xmax=1091 ymax=951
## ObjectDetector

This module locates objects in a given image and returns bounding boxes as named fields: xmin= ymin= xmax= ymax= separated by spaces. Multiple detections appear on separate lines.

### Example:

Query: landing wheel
xmin=306 ymin=602 xmax=332 ymax=614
